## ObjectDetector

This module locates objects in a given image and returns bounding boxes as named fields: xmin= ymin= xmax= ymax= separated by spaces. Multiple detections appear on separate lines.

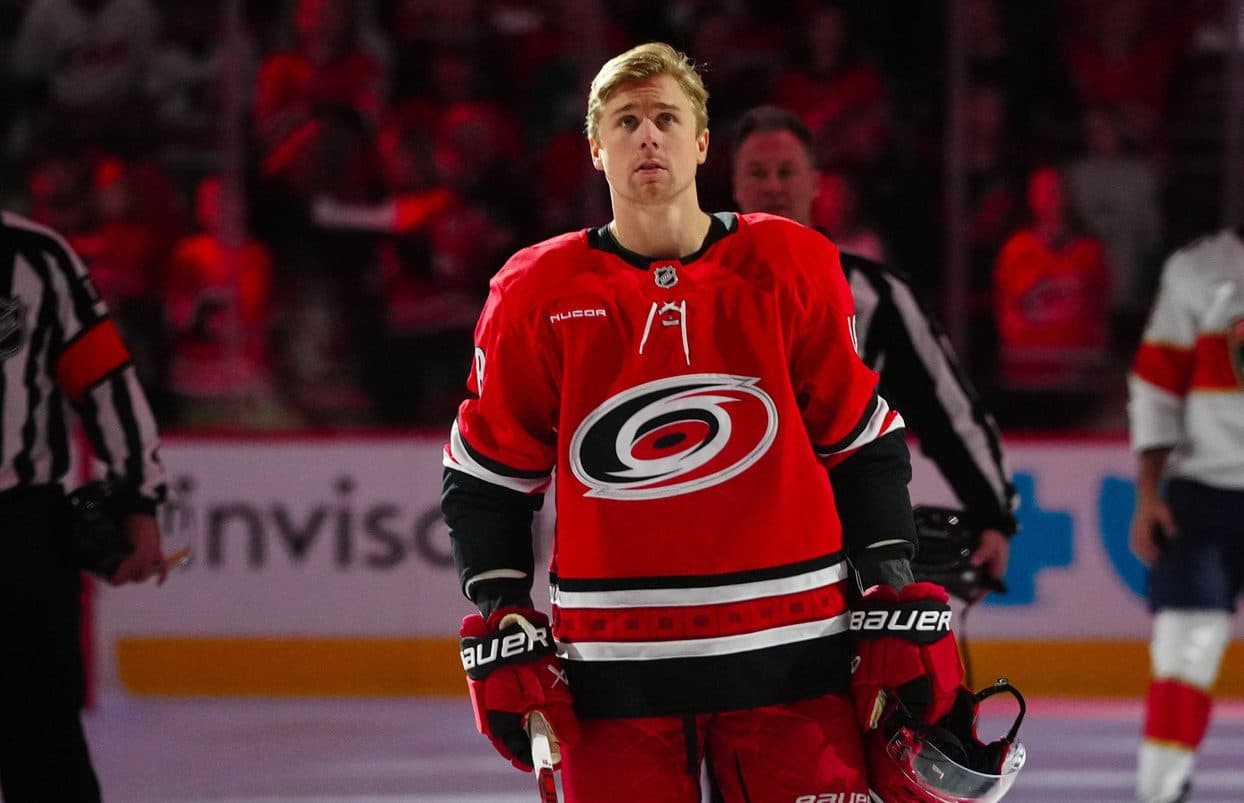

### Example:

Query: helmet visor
xmin=885 ymin=728 xmax=1027 ymax=803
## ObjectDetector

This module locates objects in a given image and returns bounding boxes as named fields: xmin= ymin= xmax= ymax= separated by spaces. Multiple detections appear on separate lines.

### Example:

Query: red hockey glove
xmin=849 ymin=581 xmax=964 ymax=731
xmin=459 ymin=607 xmax=579 ymax=772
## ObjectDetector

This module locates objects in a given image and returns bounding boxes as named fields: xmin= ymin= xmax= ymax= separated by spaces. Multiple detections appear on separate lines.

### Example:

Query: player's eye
xmin=619 ymin=115 xmax=637 ymax=128
xmin=748 ymin=167 xmax=768 ymax=180
xmin=658 ymin=112 xmax=676 ymax=125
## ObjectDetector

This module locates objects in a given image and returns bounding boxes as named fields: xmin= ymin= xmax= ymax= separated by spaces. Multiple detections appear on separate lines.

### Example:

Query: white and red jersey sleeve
xmin=782 ymin=227 xmax=904 ymax=468
xmin=1128 ymin=230 xmax=1244 ymax=488
xmin=443 ymin=249 xmax=561 ymax=495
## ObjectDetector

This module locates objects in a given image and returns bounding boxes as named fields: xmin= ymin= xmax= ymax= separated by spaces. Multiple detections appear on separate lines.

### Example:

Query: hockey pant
xmin=560 ymin=691 xmax=870 ymax=803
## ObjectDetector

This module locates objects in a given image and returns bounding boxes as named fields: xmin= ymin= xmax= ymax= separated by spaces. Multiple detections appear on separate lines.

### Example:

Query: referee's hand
xmin=108 ymin=514 xmax=168 ymax=587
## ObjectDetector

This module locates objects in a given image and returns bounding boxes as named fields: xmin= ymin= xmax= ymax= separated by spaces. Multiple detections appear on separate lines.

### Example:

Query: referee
xmin=0 ymin=210 xmax=169 ymax=802
xmin=730 ymin=106 xmax=1019 ymax=578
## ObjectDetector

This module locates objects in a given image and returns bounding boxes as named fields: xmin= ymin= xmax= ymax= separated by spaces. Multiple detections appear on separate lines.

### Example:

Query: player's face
xmin=732 ymin=130 xmax=818 ymax=226
xmin=590 ymin=74 xmax=709 ymax=207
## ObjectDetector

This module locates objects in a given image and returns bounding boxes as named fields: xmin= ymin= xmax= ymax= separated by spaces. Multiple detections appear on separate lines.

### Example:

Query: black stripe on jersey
xmin=31 ymin=228 xmax=98 ymax=330
xmin=8 ymin=223 xmax=97 ymax=331
xmin=457 ymin=431 xmax=552 ymax=480
xmin=551 ymin=550 xmax=845 ymax=593
xmin=76 ymin=390 xmax=113 ymax=469
xmin=0 ymin=228 xmax=13 ymax=466
xmin=565 ymin=631 xmax=851 ymax=718
xmin=587 ymin=212 xmax=738 ymax=269
xmin=13 ymin=256 xmax=58 ymax=484
xmin=44 ymin=272 xmax=70 ymax=482
xmin=110 ymin=373 xmax=146 ymax=489
xmin=813 ymin=392 xmax=879 ymax=457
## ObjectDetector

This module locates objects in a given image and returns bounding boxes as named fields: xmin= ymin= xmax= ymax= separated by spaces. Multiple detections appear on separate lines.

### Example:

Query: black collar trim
xmin=587 ymin=212 xmax=737 ymax=269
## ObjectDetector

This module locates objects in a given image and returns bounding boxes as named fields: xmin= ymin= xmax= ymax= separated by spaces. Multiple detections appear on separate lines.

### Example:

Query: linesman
xmin=0 ymin=211 xmax=169 ymax=802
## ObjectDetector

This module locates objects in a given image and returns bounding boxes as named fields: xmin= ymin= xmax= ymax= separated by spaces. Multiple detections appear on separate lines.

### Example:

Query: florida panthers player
xmin=1130 ymin=230 xmax=1244 ymax=803
xmin=442 ymin=42 xmax=1020 ymax=802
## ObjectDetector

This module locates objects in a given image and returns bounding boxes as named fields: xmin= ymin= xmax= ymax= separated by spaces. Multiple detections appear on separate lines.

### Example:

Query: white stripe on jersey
xmin=560 ymin=612 xmax=849 ymax=662
xmin=443 ymin=419 xmax=551 ymax=494
xmin=551 ymin=559 xmax=848 ymax=610
xmin=817 ymin=395 xmax=904 ymax=458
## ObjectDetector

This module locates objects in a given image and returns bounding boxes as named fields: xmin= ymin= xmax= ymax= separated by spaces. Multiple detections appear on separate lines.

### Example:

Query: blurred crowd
xmin=0 ymin=0 xmax=1230 ymax=432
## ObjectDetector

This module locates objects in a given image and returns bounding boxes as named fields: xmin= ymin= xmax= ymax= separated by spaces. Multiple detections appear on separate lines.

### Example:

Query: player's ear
xmin=590 ymin=139 xmax=605 ymax=172
xmin=696 ymin=128 xmax=710 ymax=165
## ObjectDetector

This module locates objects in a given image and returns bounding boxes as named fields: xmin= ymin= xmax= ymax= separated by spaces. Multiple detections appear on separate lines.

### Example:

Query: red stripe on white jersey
xmin=1132 ymin=341 xmax=1194 ymax=396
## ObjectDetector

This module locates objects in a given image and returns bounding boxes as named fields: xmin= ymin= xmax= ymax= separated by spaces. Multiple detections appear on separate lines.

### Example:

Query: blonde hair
xmin=585 ymin=42 xmax=709 ymax=142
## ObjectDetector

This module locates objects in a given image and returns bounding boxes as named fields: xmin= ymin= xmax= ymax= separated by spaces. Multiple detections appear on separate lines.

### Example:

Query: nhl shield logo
xmin=0 ymin=296 xmax=27 ymax=360
xmin=653 ymin=264 xmax=678 ymax=289
xmin=1229 ymin=317 xmax=1244 ymax=387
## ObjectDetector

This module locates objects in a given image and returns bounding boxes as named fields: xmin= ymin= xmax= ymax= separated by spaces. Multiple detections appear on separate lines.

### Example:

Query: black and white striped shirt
xmin=0 ymin=211 xmax=164 ymax=507
xmin=843 ymin=251 xmax=1018 ymax=534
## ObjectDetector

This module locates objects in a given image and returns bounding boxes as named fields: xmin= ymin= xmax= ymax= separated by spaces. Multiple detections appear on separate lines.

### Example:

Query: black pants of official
xmin=0 ymin=487 xmax=100 ymax=802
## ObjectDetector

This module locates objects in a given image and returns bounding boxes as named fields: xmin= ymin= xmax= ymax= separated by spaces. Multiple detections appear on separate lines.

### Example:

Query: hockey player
xmin=730 ymin=104 xmax=1018 ymax=590
xmin=1129 ymin=229 xmax=1244 ymax=803
xmin=442 ymin=43 xmax=1022 ymax=801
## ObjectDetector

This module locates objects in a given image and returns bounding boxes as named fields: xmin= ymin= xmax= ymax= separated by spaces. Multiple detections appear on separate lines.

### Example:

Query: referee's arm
xmin=866 ymin=264 xmax=1018 ymax=535
xmin=48 ymin=233 xmax=166 ymax=514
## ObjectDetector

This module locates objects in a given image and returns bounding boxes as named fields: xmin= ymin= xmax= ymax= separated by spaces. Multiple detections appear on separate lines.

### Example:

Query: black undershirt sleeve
xmin=828 ymin=429 xmax=917 ymax=591
xmin=441 ymin=467 xmax=544 ymax=617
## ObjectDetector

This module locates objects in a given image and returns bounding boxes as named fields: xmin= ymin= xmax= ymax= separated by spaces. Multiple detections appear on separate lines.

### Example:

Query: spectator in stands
xmin=992 ymin=165 xmax=1112 ymax=427
xmin=813 ymin=170 xmax=887 ymax=263
xmin=251 ymin=0 xmax=386 ymax=203
xmin=1066 ymin=105 xmax=1163 ymax=344
xmin=1059 ymin=0 xmax=1218 ymax=154
xmin=71 ymin=155 xmax=182 ymax=413
xmin=166 ymin=176 xmax=290 ymax=430
xmin=962 ymin=81 xmax=1024 ymax=378
xmin=251 ymin=0 xmax=389 ymax=426
xmin=310 ymin=115 xmax=480 ymax=424
xmin=772 ymin=2 xmax=889 ymax=172
xmin=146 ymin=4 xmax=257 ymax=173
xmin=27 ymin=155 xmax=93 ymax=240
xmin=9 ymin=0 xmax=159 ymax=154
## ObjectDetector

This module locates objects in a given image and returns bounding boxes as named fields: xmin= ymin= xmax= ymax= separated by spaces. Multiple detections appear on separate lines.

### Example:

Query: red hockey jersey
xmin=444 ymin=212 xmax=905 ymax=716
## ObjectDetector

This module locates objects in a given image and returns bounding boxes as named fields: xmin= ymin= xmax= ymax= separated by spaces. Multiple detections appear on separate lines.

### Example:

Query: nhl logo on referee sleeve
xmin=1229 ymin=316 xmax=1244 ymax=387
xmin=0 ymin=297 xmax=27 ymax=360
xmin=653 ymin=264 xmax=678 ymax=289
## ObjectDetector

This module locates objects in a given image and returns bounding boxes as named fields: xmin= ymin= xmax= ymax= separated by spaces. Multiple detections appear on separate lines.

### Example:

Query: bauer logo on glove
xmin=849 ymin=607 xmax=953 ymax=637
xmin=461 ymin=620 xmax=554 ymax=674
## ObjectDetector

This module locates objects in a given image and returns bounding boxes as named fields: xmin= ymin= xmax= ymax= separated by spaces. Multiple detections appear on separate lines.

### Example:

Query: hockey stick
xmin=529 ymin=711 xmax=560 ymax=803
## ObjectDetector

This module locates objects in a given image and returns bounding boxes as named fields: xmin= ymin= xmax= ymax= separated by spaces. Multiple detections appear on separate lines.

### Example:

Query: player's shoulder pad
xmin=492 ymin=230 xmax=590 ymax=293
xmin=1159 ymin=228 xmax=1236 ymax=297
xmin=736 ymin=213 xmax=839 ymax=278
xmin=1 ymin=210 xmax=77 ymax=258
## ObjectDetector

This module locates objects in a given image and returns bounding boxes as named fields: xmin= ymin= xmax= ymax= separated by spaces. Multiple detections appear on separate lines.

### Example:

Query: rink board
xmin=96 ymin=434 xmax=1244 ymax=696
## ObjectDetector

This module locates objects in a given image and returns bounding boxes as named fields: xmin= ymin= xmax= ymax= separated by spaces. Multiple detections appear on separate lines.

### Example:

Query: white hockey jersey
xmin=1128 ymin=229 xmax=1244 ymax=489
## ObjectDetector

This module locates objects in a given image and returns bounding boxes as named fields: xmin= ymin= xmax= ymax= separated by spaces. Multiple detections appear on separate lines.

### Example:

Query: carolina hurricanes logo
xmin=569 ymin=373 xmax=778 ymax=500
